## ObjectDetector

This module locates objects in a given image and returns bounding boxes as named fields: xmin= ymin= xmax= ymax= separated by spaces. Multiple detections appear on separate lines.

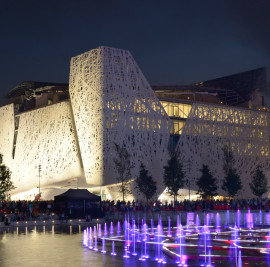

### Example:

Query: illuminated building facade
xmin=1 ymin=47 xmax=269 ymax=200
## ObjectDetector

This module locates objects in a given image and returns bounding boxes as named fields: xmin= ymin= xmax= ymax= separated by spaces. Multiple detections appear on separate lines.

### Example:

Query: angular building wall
xmin=0 ymin=104 xmax=15 ymax=169
xmin=69 ymin=47 xmax=171 ymax=192
xmin=176 ymin=103 xmax=270 ymax=197
xmin=4 ymin=46 xmax=268 ymax=200
xmin=9 ymin=101 xmax=84 ymax=197
xmin=69 ymin=48 xmax=104 ymax=185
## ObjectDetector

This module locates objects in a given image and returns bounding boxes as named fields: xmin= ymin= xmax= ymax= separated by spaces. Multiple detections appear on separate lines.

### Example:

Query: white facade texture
xmin=69 ymin=47 xmax=171 ymax=199
xmin=2 ymin=47 xmax=171 ymax=200
xmin=12 ymin=102 xmax=83 ymax=192
xmin=0 ymin=46 xmax=269 ymax=200
xmin=0 ymin=102 xmax=84 ymax=199
xmin=0 ymin=104 xmax=14 ymax=170
xmin=176 ymin=103 xmax=270 ymax=198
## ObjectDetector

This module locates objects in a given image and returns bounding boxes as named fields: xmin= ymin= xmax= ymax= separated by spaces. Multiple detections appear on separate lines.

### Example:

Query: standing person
xmin=28 ymin=201 xmax=33 ymax=218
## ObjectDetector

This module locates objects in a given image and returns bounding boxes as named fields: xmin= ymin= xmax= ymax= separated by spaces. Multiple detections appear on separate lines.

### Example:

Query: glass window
xmin=160 ymin=101 xmax=192 ymax=119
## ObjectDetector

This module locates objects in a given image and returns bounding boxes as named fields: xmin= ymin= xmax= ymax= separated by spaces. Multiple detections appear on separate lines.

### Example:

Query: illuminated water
xmin=0 ymin=225 xmax=172 ymax=267
xmin=1 ymin=211 xmax=270 ymax=267
xmin=83 ymin=211 xmax=270 ymax=267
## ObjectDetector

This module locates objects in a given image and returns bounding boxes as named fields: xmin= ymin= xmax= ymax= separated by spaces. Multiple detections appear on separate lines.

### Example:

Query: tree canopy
xmin=0 ymin=154 xmax=14 ymax=200
xmin=196 ymin=164 xmax=218 ymax=199
xmin=249 ymin=165 xmax=268 ymax=198
xmin=163 ymin=152 xmax=185 ymax=203
xmin=222 ymin=144 xmax=242 ymax=198
xmin=113 ymin=143 xmax=134 ymax=201
xmin=222 ymin=145 xmax=235 ymax=176
xmin=222 ymin=168 xmax=242 ymax=198
xmin=135 ymin=163 xmax=157 ymax=203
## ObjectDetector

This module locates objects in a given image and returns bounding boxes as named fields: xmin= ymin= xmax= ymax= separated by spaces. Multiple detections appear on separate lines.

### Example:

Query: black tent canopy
xmin=55 ymin=189 xmax=100 ymax=200
xmin=54 ymin=189 xmax=102 ymax=219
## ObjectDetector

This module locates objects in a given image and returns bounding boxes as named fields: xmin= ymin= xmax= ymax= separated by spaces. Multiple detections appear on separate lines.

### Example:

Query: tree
xmin=196 ymin=165 xmax=218 ymax=199
xmin=222 ymin=168 xmax=242 ymax=198
xmin=163 ymin=152 xmax=185 ymax=203
xmin=113 ymin=143 xmax=134 ymax=201
xmin=249 ymin=165 xmax=268 ymax=198
xmin=0 ymin=154 xmax=15 ymax=200
xmin=222 ymin=145 xmax=242 ymax=198
xmin=222 ymin=145 xmax=235 ymax=176
xmin=135 ymin=163 xmax=157 ymax=204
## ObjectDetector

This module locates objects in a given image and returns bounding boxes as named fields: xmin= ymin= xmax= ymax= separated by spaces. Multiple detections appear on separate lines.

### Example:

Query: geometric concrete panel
xmin=10 ymin=101 xmax=83 ymax=195
xmin=0 ymin=104 xmax=15 ymax=167
xmin=69 ymin=47 xmax=105 ymax=185
xmin=176 ymin=103 xmax=270 ymax=198
xmin=69 ymin=46 xmax=171 ymax=187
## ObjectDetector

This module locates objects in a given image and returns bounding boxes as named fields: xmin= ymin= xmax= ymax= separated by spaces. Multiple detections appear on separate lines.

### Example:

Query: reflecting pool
xmin=1 ymin=210 xmax=270 ymax=267
xmin=83 ymin=211 xmax=270 ymax=267
xmin=0 ymin=225 xmax=172 ymax=267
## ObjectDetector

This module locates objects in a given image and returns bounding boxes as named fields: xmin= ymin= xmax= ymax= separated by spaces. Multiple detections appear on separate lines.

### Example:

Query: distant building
xmin=1 ymin=47 xmax=269 ymax=200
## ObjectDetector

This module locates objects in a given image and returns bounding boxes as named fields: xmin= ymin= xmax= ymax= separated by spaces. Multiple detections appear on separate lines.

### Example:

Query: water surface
xmin=0 ymin=225 xmax=173 ymax=267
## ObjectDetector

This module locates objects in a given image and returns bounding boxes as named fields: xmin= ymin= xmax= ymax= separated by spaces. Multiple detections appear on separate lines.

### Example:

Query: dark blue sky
xmin=1 ymin=0 xmax=270 ymax=101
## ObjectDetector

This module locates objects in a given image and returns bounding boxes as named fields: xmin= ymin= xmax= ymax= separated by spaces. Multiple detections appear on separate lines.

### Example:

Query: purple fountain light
xmin=246 ymin=210 xmax=253 ymax=228
xmin=237 ymin=209 xmax=241 ymax=228
xmin=117 ymin=221 xmax=121 ymax=236
xmin=226 ymin=210 xmax=230 ymax=228
xmin=132 ymin=220 xmax=137 ymax=256
xmin=82 ymin=210 xmax=269 ymax=266
xmin=98 ymin=224 xmax=102 ymax=238
xmin=101 ymin=236 xmax=106 ymax=253
xmin=238 ymin=250 xmax=242 ymax=267
xmin=110 ymin=221 xmax=114 ymax=236
xmin=168 ymin=216 xmax=172 ymax=237
xmin=176 ymin=223 xmax=187 ymax=266
xmin=104 ymin=223 xmax=108 ymax=236
xmin=93 ymin=226 xmax=98 ymax=251
xmin=111 ymin=240 xmax=116 ymax=256
xmin=196 ymin=214 xmax=200 ymax=233
xmin=155 ymin=216 xmax=166 ymax=264
xmin=215 ymin=213 xmax=220 ymax=233
xmin=88 ymin=227 xmax=93 ymax=249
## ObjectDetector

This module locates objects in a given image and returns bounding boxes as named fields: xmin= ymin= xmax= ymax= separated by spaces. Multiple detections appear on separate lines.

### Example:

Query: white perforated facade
xmin=1 ymin=47 xmax=171 ymax=200
xmin=69 ymin=47 xmax=171 ymax=197
xmin=0 ymin=104 xmax=14 ymax=169
xmin=12 ymin=102 xmax=83 ymax=192
xmin=0 ymin=46 xmax=269 ymax=200
xmin=175 ymin=103 xmax=270 ymax=198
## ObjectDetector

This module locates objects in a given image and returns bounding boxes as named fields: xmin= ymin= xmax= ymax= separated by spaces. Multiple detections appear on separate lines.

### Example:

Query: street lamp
xmin=38 ymin=164 xmax=41 ymax=195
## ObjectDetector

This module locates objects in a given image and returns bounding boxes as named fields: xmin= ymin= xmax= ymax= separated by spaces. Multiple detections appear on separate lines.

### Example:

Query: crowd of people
xmin=1 ymin=198 xmax=269 ymax=222
xmin=0 ymin=200 xmax=53 ymax=222
xmin=101 ymin=198 xmax=270 ymax=213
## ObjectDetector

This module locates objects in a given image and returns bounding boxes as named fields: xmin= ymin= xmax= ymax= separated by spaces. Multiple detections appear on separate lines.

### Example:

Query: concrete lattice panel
xmin=69 ymin=46 xmax=171 ymax=189
xmin=10 ymin=101 xmax=83 ymax=194
xmin=0 ymin=104 xmax=14 ymax=167
xmin=176 ymin=103 xmax=270 ymax=197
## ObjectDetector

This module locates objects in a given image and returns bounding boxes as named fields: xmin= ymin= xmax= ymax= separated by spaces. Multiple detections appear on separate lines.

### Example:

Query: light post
xmin=38 ymin=164 xmax=41 ymax=196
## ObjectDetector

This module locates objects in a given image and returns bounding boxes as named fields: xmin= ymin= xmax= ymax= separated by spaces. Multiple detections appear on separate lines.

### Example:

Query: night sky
xmin=1 ymin=0 xmax=270 ymax=102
